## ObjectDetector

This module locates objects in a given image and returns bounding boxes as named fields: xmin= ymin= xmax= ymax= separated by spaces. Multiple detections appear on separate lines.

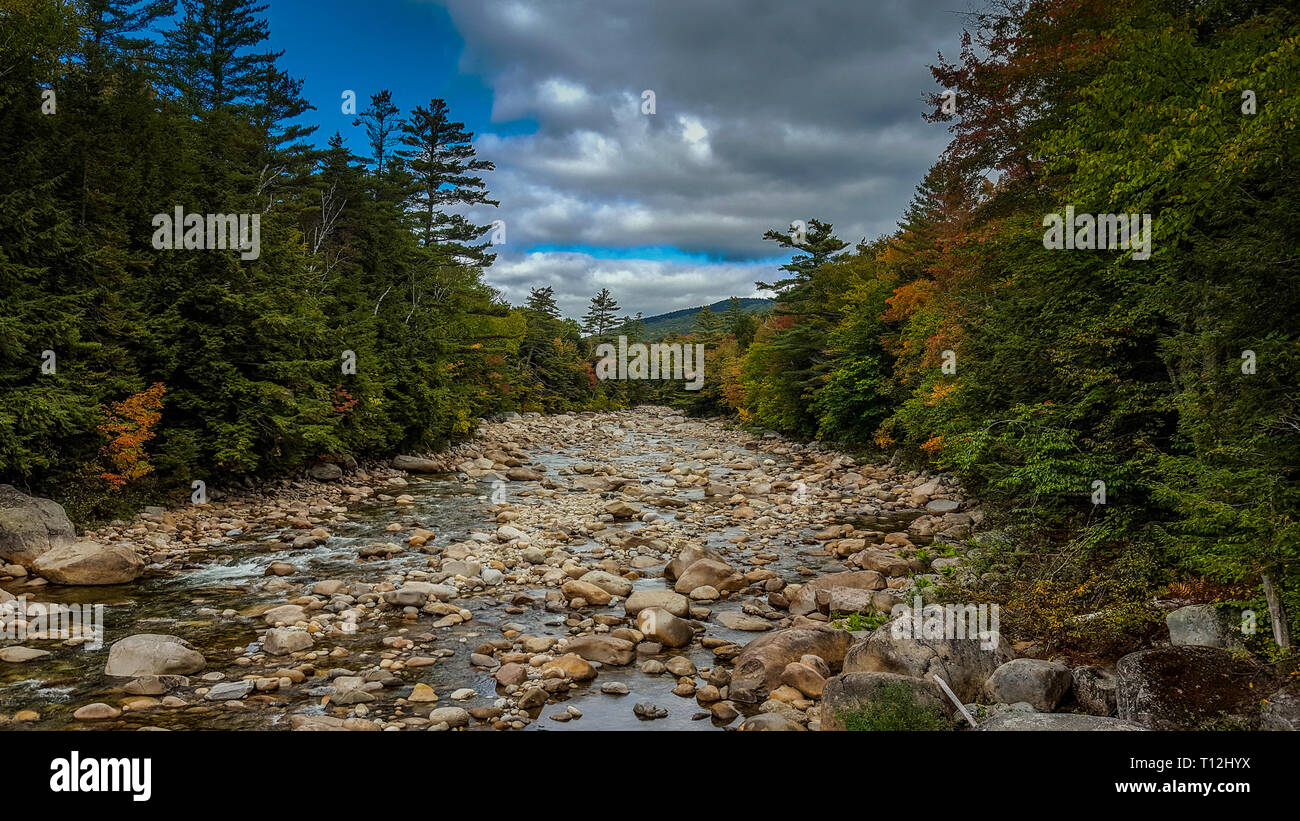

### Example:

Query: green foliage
xmin=835 ymin=683 xmax=953 ymax=731
xmin=731 ymin=0 xmax=1300 ymax=649
xmin=0 ymin=0 xmax=524 ymax=512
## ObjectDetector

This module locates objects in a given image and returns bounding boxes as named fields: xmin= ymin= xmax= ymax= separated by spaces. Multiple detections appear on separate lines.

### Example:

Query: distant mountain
xmin=619 ymin=297 xmax=773 ymax=340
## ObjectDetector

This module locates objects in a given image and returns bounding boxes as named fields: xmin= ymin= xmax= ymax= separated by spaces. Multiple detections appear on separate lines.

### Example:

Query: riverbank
xmin=0 ymin=407 xmax=1290 ymax=731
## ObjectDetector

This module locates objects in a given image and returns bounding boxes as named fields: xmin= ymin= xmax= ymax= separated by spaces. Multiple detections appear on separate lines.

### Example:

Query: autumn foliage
xmin=97 ymin=383 xmax=166 ymax=490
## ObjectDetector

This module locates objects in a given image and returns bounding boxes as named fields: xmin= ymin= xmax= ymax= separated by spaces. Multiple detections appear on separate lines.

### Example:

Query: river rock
xmin=73 ymin=703 xmax=122 ymax=721
xmin=392 ymin=455 xmax=441 ymax=473
xmin=309 ymin=462 xmax=343 ymax=481
xmin=925 ymin=498 xmax=960 ymax=513
xmin=673 ymin=559 xmax=745 ymax=595
xmin=561 ymin=579 xmax=612 ymax=606
xmin=1116 ymin=645 xmax=1275 ymax=729
xmin=541 ymin=653 xmax=598 ymax=680
xmin=31 ymin=541 xmax=144 ymax=585
xmin=985 ymin=658 xmax=1072 ymax=712
xmin=0 ymin=485 xmax=77 ymax=566
xmin=603 ymin=501 xmax=641 ymax=519
xmin=427 ymin=707 xmax=470 ymax=728
xmin=718 ymin=611 xmax=774 ymax=631
xmin=205 ymin=680 xmax=255 ymax=701
xmin=579 ymin=570 xmax=634 ymax=598
xmin=780 ymin=661 xmax=826 ymax=698
xmin=0 ymin=646 xmax=51 ymax=663
xmin=495 ymin=662 xmax=529 ymax=686
xmin=264 ymin=628 xmax=315 ymax=655
xmin=737 ymin=713 xmax=805 ymax=731
xmin=625 ymin=589 xmax=689 ymax=617
xmin=841 ymin=619 xmax=1013 ymax=703
xmin=787 ymin=570 xmax=885 ymax=616
xmin=665 ymin=544 xmax=724 ymax=581
xmin=729 ymin=627 xmax=854 ymax=703
xmin=105 ymin=634 xmax=205 ymax=677
xmin=263 ymin=604 xmax=308 ymax=625
xmin=637 ymin=607 xmax=694 ymax=648
xmin=565 ymin=635 xmax=635 ymax=665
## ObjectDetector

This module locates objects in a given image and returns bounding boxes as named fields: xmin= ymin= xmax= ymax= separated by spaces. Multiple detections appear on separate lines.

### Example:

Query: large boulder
xmin=842 ymin=618 xmax=1013 ymax=703
xmin=1071 ymin=665 xmax=1117 ymax=716
xmin=985 ymin=658 xmax=1073 ymax=712
xmin=104 ymin=634 xmax=205 ymax=677
xmin=1116 ymin=646 xmax=1275 ymax=729
xmin=729 ymin=627 xmax=854 ymax=703
xmin=308 ymin=462 xmax=343 ymax=481
xmin=821 ymin=672 xmax=953 ymax=731
xmin=0 ymin=485 xmax=77 ymax=566
xmin=1261 ymin=681 xmax=1300 ymax=731
xmin=32 ymin=541 xmax=144 ymax=585
xmin=1165 ymin=604 xmax=1245 ymax=650
xmin=673 ymin=559 xmax=745 ymax=595
xmin=787 ymin=571 xmax=885 ymax=616
xmin=625 ymin=589 xmax=689 ymax=618
xmin=977 ymin=712 xmax=1148 ymax=731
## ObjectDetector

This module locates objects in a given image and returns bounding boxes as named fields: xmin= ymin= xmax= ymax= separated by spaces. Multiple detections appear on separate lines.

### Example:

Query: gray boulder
xmin=1071 ymin=665 xmax=1117 ymax=716
xmin=392 ymin=455 xmax=441 ymax=473
xmin=842 ymin=619 xmax=1013 ymax=703
xmin=1262 ymin=681 xmax=1300 ymax=731
xmin=309 ymin=462 xmax=343 ymax=481
xmin=263 ymin=628 xmax=315 ymax=655
xmin=978 ymin=712 xmax=1148 ymax=731
xmin=1166 ymin=604 xmax=1245 ymax=649
xmin=105 ymin=634 xmax=205 ymax=677
xmin=1116 ymin=646 xmax=1275 ymax=729
xmin=0 ymin=485 xmax=77 ymax=566
xmin=985 ymin=658 xmax=1072 ymax=712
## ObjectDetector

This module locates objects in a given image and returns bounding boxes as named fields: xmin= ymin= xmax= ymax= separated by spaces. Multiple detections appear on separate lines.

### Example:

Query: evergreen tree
xmin=525 ymin=286 xmax=561 ymax=318
xmin=397 ymin=98 xmax=498 ymax=263
xmin=353 ymin=89 xmax=403 ymax=176
xmin=582 ymin=288 xmax=621 ymax=336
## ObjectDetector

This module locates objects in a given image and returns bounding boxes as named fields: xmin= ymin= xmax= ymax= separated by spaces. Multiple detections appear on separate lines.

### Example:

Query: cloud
xmin=432 ymin=0 xmax=968 ymax=317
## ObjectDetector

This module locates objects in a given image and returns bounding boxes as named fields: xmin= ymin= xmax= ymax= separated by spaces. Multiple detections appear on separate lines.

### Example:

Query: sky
xmin=264 ymin=0 xmax=974 ymax=320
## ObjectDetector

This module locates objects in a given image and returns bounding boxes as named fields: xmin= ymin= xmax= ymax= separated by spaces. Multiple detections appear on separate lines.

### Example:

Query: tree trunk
xmin=1263 ymin=573 xmax=1291 ymax=649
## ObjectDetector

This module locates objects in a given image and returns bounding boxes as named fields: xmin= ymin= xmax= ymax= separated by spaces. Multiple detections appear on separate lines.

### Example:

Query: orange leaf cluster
xmin=98 ymin=383 xmax=166 ymax=490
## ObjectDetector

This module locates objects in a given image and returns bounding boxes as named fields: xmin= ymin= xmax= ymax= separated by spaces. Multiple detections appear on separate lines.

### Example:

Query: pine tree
xmin=582 ymin=288 xmax=621 ymax=336
xmin=691 ymin=305 xmax=725 ymax=341
xmin=525 ymin=286 xmax=560 ymax=318
xmin=397 ymin=98 xmax=498 ymax=263
xmin=353 ymin=89 xmax=403 ymax=176
xmin=725 ymin=297 xmax=759 ymax=349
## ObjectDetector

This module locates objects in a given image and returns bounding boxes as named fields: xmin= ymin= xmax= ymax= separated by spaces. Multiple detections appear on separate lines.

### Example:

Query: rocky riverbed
xmin=1 ymin=407 xmax=1294 ymax=731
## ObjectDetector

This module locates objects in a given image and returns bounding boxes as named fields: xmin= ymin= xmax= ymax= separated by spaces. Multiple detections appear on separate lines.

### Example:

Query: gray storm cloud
xmin=430 ymin=0 xmax=967 ymax=317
